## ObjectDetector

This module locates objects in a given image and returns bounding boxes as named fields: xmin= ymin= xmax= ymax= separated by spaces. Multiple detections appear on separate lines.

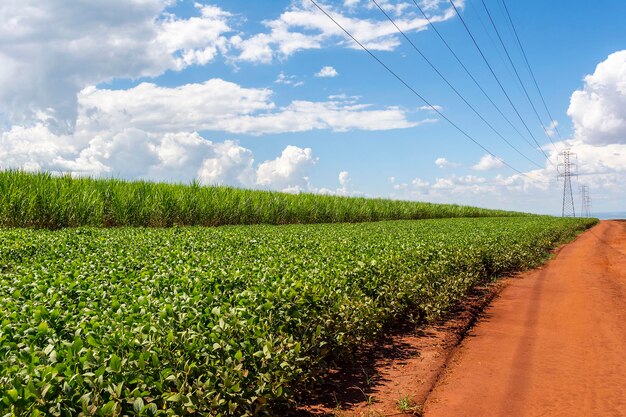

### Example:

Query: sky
xmin=1 ymin=0 xmax=625 ymax=215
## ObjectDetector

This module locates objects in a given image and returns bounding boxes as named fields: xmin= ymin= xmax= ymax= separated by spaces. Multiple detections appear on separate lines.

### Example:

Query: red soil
xmin=293 ymin=282 xmax=507 ymax=416
xmin=424 ymin=220 xmax=626 ymax=417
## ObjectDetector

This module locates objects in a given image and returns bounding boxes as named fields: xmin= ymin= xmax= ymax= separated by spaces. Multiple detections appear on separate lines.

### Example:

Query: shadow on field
xmin=285 ymin=282 xmax=508 ymax=417
xmin=285 ymin=325 xmax=423 ymax=416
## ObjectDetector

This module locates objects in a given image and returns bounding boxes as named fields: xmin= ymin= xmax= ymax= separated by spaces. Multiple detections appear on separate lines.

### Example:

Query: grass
xmin=0 ymin=217 xmax=597 ymax=416
xmin=396 ymin=395 xmax=422 ymax=415
xmin=0 ymin=170 xmax=531 ymax=229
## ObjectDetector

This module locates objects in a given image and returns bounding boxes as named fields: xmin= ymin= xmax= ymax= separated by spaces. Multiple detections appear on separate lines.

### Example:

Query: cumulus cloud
xmin=390 ymin=49 xmax=626 ymax=212
xmin=0 ymin=1 xmax=234 ymax=131
xmin=388 ymin=170 xmax=556 ymax=212
xmin=0 ymin=121 xmax=317 ymax=191
xmin=0 ymin=75 xmax=427 ymax=191
xmin=256 ymin=146 xmax=317 ymax=192
xmin=339 ymin=170 xmax=350 ymax=187
xmin=568 ymin=50 xmax=626 ymax=146
xmin=315 ymin=66 xmax=339 ymax=78
xmin=316 ymin=171 xmax=363 ymax=196
xmin=434 ymin=157 xmax=459 ymax=168
xmin=231 ymin=0 xmax=464 ymax=63
xmin=472 ymin=154 xmax=504 ymax=171
xmin=556 ymin=50 xmax=626 ymax=209
xmin=0 ymin=124 xmax=78 ymax=172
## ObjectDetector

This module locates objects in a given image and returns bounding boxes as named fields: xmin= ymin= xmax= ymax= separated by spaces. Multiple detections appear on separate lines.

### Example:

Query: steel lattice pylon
xmin=558 ymin=149 xmax=577 ymax=217
xmin=580 ymin=185 xmax=592 ymax=218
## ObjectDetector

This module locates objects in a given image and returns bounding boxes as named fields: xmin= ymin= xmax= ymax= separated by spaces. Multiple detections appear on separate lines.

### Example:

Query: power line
xmin=479 ymin=0 xmax=558 ymax=152
xmin=469 ymin=0 xmax=517 ymax=83
xmin=447 ymin=0 xmax=555 ymax=166
xmin=370 ymin=0 xmax=543 ymax=169
xmin=500 ymin=0 xmax=563 ymax=140
xmin=308 ymin=0 xmax=551 ymax=184
xmin=409 ymin=0 xmax=544 ymax=163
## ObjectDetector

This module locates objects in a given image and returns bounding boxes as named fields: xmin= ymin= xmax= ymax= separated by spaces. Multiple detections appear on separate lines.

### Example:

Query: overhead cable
xmin=371 ymin=0 xmax=543 ymax=169
xmin=309 ymin=0 xmax=552 ymax=184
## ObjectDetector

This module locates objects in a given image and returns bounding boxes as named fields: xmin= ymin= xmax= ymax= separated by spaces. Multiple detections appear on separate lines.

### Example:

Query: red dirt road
xmin=424 ymin=220 xmax=626 ymax=417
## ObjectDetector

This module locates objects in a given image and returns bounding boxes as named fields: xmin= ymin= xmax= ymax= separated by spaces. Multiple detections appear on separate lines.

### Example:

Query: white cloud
xmin=472 ymin=154 xmax=504 ymax=171
xmin=0 ymin=1 xmax=234 ymax=132
xmin=419 ymin=104 xmax=443 ymax=112
xmin=385 ymin=52 xmax=626 ymax=213
xmin=243 ymin=100 xmax=426 ymax=134
xmin=315 ymin=66 xmax=339 ymax=78
xmin=558 ymin=50 xmax=626 ymax=210
xmin=0 ymin=77 xmax=427 ymax=190
xmin=546 ymin=120 xmax=559 ymax=138
xmin=0 ymin=0 xmax=443 ymax=143
xmin=275 ymin=72 xmax=304 ymax=87
xmin=76 ymin=79 xmax=421 ymax=136
xmin=231 ymin=0 xmax=464 ymax=63
xmin=0 ymin=123 xmax=77 ymax=172
xmin=568 ymin=50 xmax=626 ymax=146
xmin=339 ymin=170 xmax=350 ymax=187
xmin=411 ymin=177 xmax=431 ymax=194
xmin=316 ymin=170 xmax=363 ymax=196
xmin=388 ymin=171 xmax=556 ymax=213
xmin=256 ymin=146 xmax=317 ymax=191
xmin=196 ymin=139 xmax=256 ymax=186
xmin=435 ymin=157 xmax=459 ymax=168
xmin=432 ymin=174 xmax=488 ymax=191
xmin=158 ymin=4 xmax=233 ymax=68
xmin=364 ymin=0 xmax=413 ymax=17
xmin=78 ymin=80 xmax=273 ymax=135
xmin=0 ymin=122 xmax=316 ymax=191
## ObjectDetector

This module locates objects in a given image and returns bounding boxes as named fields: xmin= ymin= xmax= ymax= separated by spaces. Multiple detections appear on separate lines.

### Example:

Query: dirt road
xmin=424 ymin=220 xmax=626 ymax=417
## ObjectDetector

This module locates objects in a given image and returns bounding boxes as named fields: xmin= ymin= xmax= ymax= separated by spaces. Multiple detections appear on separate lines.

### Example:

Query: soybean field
xmin=0 ymin=217 xmax=596 ymax=416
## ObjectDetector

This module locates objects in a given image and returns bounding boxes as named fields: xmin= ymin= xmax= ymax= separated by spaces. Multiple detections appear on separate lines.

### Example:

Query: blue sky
xmin=1 ymin=0 xmax=625 ymax=214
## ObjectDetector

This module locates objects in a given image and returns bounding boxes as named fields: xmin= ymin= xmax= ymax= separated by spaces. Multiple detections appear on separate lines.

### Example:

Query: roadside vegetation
xmin=0 ymin=170 xmax=528 ymax=229
xmin=0 ymin=217 xmax=597 ymax=416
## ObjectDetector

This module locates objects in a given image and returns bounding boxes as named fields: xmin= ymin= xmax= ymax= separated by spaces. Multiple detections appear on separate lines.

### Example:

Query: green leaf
xmin=6 ymin=389 xmax=18 ymax=402
xmin=102 ymin=401 xmax=117 ymax=414
xmin=109 ymin=354 xmax=122 ymax=372
xmin=37 ymin=321 xmax=48 ymax=333
xmin=145 ymin=403 xmax=158 ymax=416
xmin=133 ymin=397 xmax=144 ymax=414
xmin=87 ymin=335 xmax=98 ymax=347
xmin=166 ymin=393 xmax=181 ymax=402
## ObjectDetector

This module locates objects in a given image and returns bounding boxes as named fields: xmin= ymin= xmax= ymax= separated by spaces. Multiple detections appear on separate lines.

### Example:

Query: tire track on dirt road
xmin=424 ymin=220 xmax=626 ymax=417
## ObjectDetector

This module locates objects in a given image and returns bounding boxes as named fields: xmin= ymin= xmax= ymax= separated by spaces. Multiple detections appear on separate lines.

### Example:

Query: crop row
xmin=0 ymin=217 xmax=596 ymax=416
xmin=0 ymin=171 xmax=529 ymax=229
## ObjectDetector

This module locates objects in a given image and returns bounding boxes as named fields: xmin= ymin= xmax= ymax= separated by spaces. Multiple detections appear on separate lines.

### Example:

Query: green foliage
xmin=396 ymin=395 xmax=421 ymax=415
xmin=0 ymin=170 xmax=530 ymax=229
xmin=0 ymin=217 xmax=596 ymax=415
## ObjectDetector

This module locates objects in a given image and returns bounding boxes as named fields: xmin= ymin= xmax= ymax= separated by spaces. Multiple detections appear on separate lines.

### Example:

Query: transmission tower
xmin=557 ymin=149 xmax=577 ymax=217
xmin=580 ymin=185 xmax=592 ymax=217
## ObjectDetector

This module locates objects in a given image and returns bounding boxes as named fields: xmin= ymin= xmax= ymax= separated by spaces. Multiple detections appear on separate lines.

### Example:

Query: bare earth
xmin=424 ymin=220 xmax=626 ymax=417
xmin=294 ymin=282 xmax=508 ymax=416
